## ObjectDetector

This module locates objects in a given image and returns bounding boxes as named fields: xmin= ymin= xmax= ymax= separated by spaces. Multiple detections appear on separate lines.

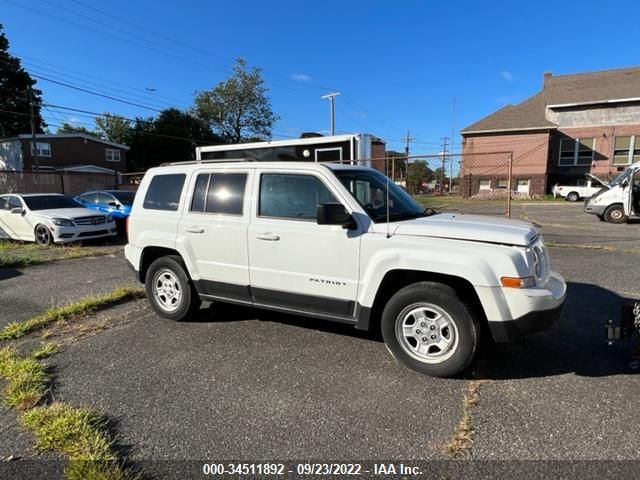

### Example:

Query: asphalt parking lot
xmin=0 ymin=202 xmax=639 ymax=475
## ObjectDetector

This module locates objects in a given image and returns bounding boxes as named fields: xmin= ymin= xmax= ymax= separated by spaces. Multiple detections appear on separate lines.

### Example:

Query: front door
xmin=247 ymin=171 xmax=361 ymax=319
xmin=0 ymin=196 xmax=32 ymax=240
xmin=177 ymin=169 xmax=252 ymax=303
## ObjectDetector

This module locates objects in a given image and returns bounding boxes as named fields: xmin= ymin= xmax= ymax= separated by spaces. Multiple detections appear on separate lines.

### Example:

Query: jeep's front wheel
xmin=145 ymin=256 xmax=200 ymax=321
xmin=381 ymin=282 xmax=479 ymax=377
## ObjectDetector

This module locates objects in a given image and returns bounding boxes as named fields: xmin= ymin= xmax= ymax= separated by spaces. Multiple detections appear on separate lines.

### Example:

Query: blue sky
xmin=2 ymin=0 xmax=639 ymax=152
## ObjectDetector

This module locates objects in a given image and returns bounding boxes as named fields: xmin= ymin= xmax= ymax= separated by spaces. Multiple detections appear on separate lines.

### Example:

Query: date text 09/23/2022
xmin=201 ymin=463 xmax=423 ymax=476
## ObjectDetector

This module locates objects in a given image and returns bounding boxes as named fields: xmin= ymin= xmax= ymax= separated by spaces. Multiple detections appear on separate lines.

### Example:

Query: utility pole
xmin=440 ymin=136 xmax=449 ymax=194
xmin=321 ymin=92 xmax=341 ymax=135
xmin=29 ymin=86 xmax=39 ymax=171
xmin=449 ymin=97 xmax=456 ymax=193
xmin=403 ymin=129 xmax=414 ymax=183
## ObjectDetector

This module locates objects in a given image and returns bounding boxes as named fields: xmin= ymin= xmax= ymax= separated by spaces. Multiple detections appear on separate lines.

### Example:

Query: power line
xmin=31 ymin=74 xmax=164 ymax=112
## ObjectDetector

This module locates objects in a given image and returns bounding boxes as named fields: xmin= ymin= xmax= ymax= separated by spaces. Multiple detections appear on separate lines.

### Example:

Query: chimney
xmin=543 ymin=71 xmax=552 ymax=89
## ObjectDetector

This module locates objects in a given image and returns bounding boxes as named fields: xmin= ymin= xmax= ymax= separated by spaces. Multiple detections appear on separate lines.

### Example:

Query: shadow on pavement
xmin=184 ymin=281 xmax=638 ymax=380
xmin=0 ymin=268 xmax=22 ymax=281
xmin=471 ymin=281 xmax=638 ymax=380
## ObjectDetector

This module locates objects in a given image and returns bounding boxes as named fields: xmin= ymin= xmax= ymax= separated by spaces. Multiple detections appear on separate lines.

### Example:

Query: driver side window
xmin=259 ymin=173 xmax=337 ymax=220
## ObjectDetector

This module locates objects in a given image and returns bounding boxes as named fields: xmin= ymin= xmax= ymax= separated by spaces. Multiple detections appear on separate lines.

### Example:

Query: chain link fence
xmin=350 ymin=151 xmax=533 ymax=217
xmin=0 ymin=170 xmax=138 ymax=196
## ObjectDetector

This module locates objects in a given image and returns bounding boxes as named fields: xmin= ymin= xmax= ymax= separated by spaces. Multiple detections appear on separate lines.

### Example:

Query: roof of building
xmin=462 ymin=66 xmax=640 ymax=134
xmin=0 ymin=133 xmax=129 ymax=150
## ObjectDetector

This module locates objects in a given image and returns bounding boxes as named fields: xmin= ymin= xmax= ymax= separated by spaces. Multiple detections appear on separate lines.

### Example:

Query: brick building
xmin=0 ymin=133 xmax=128 ymax=174
xmin=460 ymin=66 xmax=640 ymax=197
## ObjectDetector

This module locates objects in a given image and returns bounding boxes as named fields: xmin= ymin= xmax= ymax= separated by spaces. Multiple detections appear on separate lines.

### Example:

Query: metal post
xmin=29 ymin=87 xmax=39 ymax=171
xmin=506 ymin=153 xmax=513 ymax=218
xmin=392 ymin=156 xmax=395 ymax=183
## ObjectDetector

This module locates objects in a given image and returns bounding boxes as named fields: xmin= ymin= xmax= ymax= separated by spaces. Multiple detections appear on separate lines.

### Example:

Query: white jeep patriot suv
xmin=125 ymin=161 xmax=566 ymax=377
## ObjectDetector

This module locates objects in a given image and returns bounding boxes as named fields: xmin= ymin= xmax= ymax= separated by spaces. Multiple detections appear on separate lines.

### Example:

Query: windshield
xmin=110 ymin=191 xmax=136 ymax=205
xmin=610 ymin=168 xmax=632 ymax=187
xmin=333 ymin=169 xmax=432 ymax=222
xmin=23 ymin=195 xmax=83 ymax=210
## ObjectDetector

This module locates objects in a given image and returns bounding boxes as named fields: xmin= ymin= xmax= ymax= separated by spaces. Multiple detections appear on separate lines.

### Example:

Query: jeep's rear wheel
xmin=381 ymin=282 xmax=479 ymax=377
xmin=145 ymin=255 xmax=200 ymax=321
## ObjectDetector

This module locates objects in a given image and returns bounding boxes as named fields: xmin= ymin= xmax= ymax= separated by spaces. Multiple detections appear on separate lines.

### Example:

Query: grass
xmin=0 ymin=345 xmax=135 ymax=479
xmin=0 ymin=240 xmax=120 ymax=269
xmin=0 ymin=346 xmax=48 ymax=410
xmin=443 ymin=380 xmax=488 ymax=457
xmin=414 ymin=194 xmax=566 ymax=209
xmin=0 ymin=251 xmax=41 ymax=268
xmin=0 ymin=286 xmax=145 ymax=342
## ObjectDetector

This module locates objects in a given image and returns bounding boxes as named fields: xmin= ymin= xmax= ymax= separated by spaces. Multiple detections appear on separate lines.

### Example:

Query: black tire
xmin=381 ymin=282 xmax=479 ymax=377
xmin=145 ymin=255 xmax=201 ymax=321
xmin=597 ymin=214 xmax=605 ymax=221
xmin=566 ymin=192 xmax=580 ymax=202
xmin=603 ymin=204 xmax=627 ymax=224
xmin=34 ymin=224 xmax=52 ymax=246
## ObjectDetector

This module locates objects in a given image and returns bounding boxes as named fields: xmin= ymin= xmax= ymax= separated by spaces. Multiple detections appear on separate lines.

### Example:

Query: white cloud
xmin=499 ymin=71 xmax=514 ymax=82
xmin=291 ymin=73 xmax=312 ymax=82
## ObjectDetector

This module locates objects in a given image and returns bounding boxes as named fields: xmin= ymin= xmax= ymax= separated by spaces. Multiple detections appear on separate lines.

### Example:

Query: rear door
xmin=247 ymin=170 xmax=361 ymax=318
xmin=177 ymin=169 xmax=252 ymax=303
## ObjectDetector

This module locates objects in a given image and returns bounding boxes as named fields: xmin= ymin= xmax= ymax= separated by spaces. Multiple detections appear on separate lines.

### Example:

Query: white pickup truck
xmin=555 ymin=175 xmax=607 ymax=201
xmin=125 ymin=161 xmax=566 ymax=377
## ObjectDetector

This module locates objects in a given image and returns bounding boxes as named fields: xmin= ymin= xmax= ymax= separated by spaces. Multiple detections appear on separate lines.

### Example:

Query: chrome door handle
xmin=185 ymin=226 xmax=205 ymax=234
xmin=256 ymin=233 xmax=280 ymax=241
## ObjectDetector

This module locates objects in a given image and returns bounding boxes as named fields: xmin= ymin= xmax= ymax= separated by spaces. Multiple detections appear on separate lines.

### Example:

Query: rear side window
xmin=259 ymin=173 xmax=337 ymax=220
xmin=190 ymin=173 xmax=247 ymax=215
xmin=143 ymin=174 xmax=186 ymax=211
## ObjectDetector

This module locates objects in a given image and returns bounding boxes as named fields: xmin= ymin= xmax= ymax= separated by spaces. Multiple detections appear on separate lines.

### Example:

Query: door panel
xmin=248 ymin=172 xmax=360 ymax=316
xmin=177 ymin=171 xmax=251 ymax=298
xmin=1 ymin=196 xmax=32 ymax=240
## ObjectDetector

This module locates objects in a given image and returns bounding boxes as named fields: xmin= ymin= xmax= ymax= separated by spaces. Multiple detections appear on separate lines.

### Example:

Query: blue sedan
xmin=74 ymin=190 xmax=135 ymax=220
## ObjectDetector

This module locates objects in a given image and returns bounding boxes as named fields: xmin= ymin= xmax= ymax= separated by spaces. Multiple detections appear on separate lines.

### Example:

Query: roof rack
xmin=159 ymin=158 xmax=253 ymax=167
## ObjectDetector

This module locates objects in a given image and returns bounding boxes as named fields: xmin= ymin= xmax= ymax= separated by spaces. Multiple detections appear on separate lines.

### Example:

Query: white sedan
xmin=0 ymin=193 xmax=117 ymax=246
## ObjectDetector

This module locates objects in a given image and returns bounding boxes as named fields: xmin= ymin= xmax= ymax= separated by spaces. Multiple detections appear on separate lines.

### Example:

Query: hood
xmin=389 ymin=213 xmax=538 ymax=247
xmin=585 ymin=173 xmax=610 ymax=189
xmin=30 ymin=208 xmax=107 ymax=220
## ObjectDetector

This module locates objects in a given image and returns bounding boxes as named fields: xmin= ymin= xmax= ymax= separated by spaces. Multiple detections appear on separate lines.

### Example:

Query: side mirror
xmin=10 ymin=207 xmax=24 ymax=214
xmin=108 ymin=202 xmax=120 ymax=208
xmin=317 ymin=203 xmax=357 ymax=229
xmin=622 ymin=179 xmax=630 ymax=188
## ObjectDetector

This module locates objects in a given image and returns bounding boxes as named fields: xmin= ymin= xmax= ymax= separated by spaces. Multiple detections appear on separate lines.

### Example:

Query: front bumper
xmin=584 ymin=201 xmax=606 ymax=216
xmin=51 ymin=223 xmax=118 ymax=243
xmin=487 ymin=271 xmax=567 ymax=343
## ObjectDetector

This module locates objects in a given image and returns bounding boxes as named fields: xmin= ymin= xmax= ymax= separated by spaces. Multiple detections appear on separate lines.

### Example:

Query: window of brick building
xmin=613 ymin=136 xmax=640 ymax=165
xmin=559 ymin=138 xmax=594 ymax=166
xmin=479 ymin=180 xmax=491 ymax=191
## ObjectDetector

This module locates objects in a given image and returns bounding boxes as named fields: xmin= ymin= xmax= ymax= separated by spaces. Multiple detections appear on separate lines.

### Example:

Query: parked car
xmin=584 ymin=163 xmax=640 ymax=223
xmin=74 ymin=190 xmax=135 ymax=219
xmin=125 ymin=161 xmax=566 ymax=378
xmin=0 ymin=193 xmax=117 ymax=245
xmin=555 ymin=175 xmax=608 ymax=201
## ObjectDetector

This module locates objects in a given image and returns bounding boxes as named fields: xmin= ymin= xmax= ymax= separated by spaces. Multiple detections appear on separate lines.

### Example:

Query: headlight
xmin=106 ymin=214 xmax=113 ymax=222
xmin=51 ymin=218 xmax=74 ymax=227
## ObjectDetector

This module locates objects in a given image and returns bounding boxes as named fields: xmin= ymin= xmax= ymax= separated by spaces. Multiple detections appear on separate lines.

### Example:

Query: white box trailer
xmin=195 ymin=134 xmax=386 ymax=170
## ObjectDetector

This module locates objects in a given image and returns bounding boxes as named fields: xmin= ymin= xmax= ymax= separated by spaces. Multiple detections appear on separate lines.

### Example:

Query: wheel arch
xmin=139 ymin=246 xmax=185 ymax=283
xmin=362 ymin=269 xmax=488 ymax=335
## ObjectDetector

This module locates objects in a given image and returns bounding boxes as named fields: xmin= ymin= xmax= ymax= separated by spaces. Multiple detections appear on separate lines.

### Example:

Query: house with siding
xmin=460 ymin=66 xmax=640 ymax=197
xmin=0 ymin=133 xmax=128 ymax=174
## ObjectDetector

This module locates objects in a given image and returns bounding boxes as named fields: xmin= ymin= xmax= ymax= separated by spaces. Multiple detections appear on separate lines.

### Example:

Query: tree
xmin=56 ymin=122 xmax=96 ymax=136
xmin=0 ymin=24 xmax=46 ymax=136
xmin=385 ymin=150 xmax=407 ymax=179
xmin=192 ymin=58 xmax=279 ymax=143
xmin=95 ymin=113 xmax=131 ymax=145
xmin=126 ymin=108 xmax=220 ymax=171
xmin=406 ymin=160 xmax=433 ymax=194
